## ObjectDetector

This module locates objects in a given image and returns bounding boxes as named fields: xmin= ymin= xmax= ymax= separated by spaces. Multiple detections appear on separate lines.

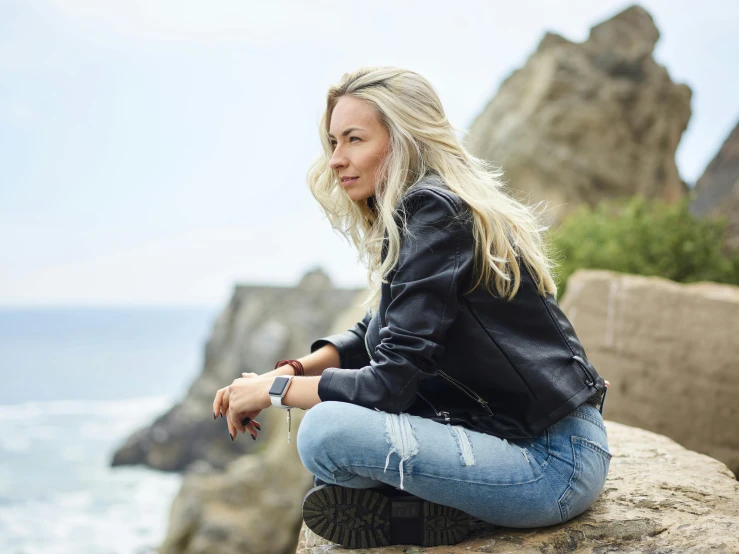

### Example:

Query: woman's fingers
xmin=213 ymin=387 xmax=226 ymax=419
xmin=214 ymin=378 xmax=264 ymax=441
xmin=241 ymin=417 xmax=261 ymax=439
xmin=221 ymin=388 xmax=231 ymax=418
xmin=226 ymin=407 xmax=240 ymax=439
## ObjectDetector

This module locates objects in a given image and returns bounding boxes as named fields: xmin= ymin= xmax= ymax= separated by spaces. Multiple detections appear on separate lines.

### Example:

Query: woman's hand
xmin=213 ymin=372 xmax=271 ymax=441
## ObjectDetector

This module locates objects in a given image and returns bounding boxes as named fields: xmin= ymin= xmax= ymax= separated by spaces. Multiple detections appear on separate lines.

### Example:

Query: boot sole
xmin=302 ymin=484 xmax=469 ymax=549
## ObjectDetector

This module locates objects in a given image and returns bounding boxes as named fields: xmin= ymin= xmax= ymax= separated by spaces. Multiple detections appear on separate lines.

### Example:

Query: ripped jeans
xmin=296 ymin=400 xmax=612 ymax=527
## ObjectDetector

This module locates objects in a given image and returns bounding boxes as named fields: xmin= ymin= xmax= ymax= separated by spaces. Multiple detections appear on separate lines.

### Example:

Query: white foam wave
xmin=0 ymin=395 xmax=175 ymax=420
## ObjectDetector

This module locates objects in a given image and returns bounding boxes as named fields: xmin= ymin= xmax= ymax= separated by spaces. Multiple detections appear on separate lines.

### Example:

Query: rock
xmin=110 ymin=268 xmax=362 ymax=472
xmin=466 ymin=5 xmax=691 ymax=228
xmin=158 ymin=406 xmax=315 ymax=554
xmin=690 ymin=120 xmax=739 ymax=253
xmin=156 ymin=287 xmax=371 ymax=554
xmin=559 ymin=269 xmax=739 ymax=477
xmin=296 ymin=420 xmax=739 ymax=553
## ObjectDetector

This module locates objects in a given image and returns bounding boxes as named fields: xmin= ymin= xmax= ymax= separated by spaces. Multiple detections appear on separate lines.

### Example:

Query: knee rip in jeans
xmin=448 ymin=424 xmax=476 ymax=467
xmin=383 ymin=412 xmax=419 ymax=491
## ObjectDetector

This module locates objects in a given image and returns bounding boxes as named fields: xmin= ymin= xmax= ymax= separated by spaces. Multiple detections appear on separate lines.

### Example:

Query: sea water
xmin=0 ymin=306 xmax=219 ymax=554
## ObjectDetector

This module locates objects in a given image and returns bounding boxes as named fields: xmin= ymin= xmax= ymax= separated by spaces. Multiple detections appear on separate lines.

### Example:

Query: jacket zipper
xmin=367 ymin=312 xmax=493 ymax=419
xmin=437 ymin=369 xmax=495 ymax=417
xmin=416 ymin=391 xmax=451 ymax=422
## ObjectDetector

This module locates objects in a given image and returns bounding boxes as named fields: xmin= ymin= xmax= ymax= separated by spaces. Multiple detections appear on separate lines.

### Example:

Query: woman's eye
xmin=329 ymin=137 xmax=359 ymax=148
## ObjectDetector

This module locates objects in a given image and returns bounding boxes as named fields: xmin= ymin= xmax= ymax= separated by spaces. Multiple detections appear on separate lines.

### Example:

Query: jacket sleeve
xmin=317 ymin=188 xmax=474 ymax=413
xmin=310 ymin=308 xmax=372 ymax=369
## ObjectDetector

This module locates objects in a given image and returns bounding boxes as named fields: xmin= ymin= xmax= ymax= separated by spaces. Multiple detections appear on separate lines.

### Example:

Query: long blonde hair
xmin=306 ymin=66 xmax=558 ymax=313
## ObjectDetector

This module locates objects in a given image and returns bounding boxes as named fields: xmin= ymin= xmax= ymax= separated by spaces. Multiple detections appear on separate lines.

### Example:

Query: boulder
xmin=559 ymin=269 xmax=739 ymax=477
xmin=690 ymin=120 xmax=739 ymax=253
xmin=111 ymin=268 xmax=362 ymax=472
xmin=297 ymin=420 xmax=739 ymax=553
xmin=466 ymin=5 xmax=691 ymax=228
xmin=156 ymin=286 xmax=370 ymax=554
xmin=158 ymin=406 xmax=316 ymax=554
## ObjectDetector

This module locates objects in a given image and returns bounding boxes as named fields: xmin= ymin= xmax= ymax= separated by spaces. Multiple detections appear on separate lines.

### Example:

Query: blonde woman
xmin=213 ymin=67 xmax=611 ymax=549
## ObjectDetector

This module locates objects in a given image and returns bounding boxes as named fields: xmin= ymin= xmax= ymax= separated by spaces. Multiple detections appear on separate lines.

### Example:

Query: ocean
xmin=0 ymin=306 xmax=221 ymax=554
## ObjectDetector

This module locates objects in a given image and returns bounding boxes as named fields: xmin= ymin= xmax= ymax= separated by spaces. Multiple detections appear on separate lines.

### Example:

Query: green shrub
xmin=547 ymin=194 xmax=739 ymax=301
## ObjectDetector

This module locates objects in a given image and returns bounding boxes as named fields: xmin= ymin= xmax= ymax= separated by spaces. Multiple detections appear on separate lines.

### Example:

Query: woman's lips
xmin=341 ymin=177 xmax=359 ymax=187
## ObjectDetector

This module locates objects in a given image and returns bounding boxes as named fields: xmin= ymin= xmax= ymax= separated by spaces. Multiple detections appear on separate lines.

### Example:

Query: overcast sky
xmin=2 ymin=0 xmax=737 ymax=307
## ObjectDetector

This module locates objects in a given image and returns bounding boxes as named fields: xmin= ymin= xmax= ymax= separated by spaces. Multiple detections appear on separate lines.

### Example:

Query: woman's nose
xmin=329 ymin=148 xmax=347 ymax=171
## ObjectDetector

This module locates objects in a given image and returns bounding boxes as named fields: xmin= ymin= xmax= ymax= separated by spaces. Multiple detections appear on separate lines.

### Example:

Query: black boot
xmin=302 ymin=483 xmax=469 ymax=549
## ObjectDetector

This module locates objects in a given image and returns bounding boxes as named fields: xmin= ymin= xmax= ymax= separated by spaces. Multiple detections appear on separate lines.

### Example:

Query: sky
xmin=1 ymin=0 xmax=738 ymax=308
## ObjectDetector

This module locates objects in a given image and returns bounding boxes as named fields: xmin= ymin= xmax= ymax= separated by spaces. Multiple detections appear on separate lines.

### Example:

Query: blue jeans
xmin=297 ymin=400 xmax=612 ymax=527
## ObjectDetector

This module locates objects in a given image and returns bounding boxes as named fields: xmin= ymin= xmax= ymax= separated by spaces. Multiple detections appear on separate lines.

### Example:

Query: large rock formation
xmin=158 ymin=404 xmax=315 ymax=554
xmin=111 ymin=268 xmax=363 ymax=472
xmin=297 ymin=420 xmax=739 ymax=553
xmin=157 ymin=288 xmax=370 ymax=554
xmin=690 ymin=120 xmax=739 ymax=253
xmin=466 ymin=5 xmax=692 ymax=228
xmin=559 ymin=269 xmax=739 ymax=477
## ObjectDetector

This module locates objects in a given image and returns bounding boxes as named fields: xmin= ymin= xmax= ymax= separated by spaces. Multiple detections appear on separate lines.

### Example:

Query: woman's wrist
xmin=267 ymin=364 xmax=297 ymax=378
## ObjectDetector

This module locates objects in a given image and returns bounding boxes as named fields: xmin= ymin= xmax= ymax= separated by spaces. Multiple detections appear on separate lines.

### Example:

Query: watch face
xmin=269 ymin=376 xmax=290 ymax=396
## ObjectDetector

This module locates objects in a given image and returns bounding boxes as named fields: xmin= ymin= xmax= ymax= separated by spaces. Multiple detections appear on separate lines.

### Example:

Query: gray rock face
xmin=110 ymin=268 xmax=362 ymax=472
xmin=466 ymin=5 xmax=691 ymax=227
xmin=559 ymin=269 xmax=739 ymax=478
xmin=690 ymin=120 xmax=739 ymax=253
xmin=297 ymin=420 xmax=739 ymax=553
xmin=158 ymin=411 xmax=316 ymax=554
xmin=156 ymin=286 xmax=371 ymax=554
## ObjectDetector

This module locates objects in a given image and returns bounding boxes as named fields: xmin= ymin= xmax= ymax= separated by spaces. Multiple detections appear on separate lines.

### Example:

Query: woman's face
xmin=328 ymin=95 xmax=391 ymax=202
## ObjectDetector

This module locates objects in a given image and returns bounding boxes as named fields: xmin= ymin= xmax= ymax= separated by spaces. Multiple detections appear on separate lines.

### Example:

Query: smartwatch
xmin=269 ymin=375 xmax=294 ymax=409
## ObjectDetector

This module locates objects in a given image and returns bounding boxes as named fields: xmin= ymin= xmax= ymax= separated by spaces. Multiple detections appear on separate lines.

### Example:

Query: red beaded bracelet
xmin=274 ymin=359 xmax=305 ymax=377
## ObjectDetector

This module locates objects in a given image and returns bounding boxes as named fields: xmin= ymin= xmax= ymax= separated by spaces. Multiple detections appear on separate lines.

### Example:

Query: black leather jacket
xmin=311 ymin=174 xmax=607 ymax=439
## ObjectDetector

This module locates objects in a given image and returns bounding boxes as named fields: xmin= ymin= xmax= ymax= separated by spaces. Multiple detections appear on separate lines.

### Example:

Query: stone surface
xmin=466 ymin=5 xmax=691 ymax=228
xmin=155 ymin=285 xmax=370 ymax=554
xmin=690 ymin=120 xmax=739 ymax=253
xmin=158 ymin=406 xmax=316 ymax=554
xmin=110 ymin=268 xmax=362 ymax=472
xmin=559 ymin=269 xmax=739 ymax=477
xmin=296 ymin=420 xmax=739 ymax=553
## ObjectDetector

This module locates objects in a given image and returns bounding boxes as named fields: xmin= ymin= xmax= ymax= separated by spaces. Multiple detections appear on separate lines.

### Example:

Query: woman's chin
xmin=346 ymin=189 xmax=372 ymax=203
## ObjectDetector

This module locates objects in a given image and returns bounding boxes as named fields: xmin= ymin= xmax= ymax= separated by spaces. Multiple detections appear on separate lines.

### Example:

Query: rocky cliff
xmin=110 ymin=268 xmax=363 ymax=472
xmin=156 ymin=286 xmax=370 ymax=554
xmin=690 ymin=120 xmax=739 ymax=253
xmin=466 ymin=4 xmax=692 ymax=228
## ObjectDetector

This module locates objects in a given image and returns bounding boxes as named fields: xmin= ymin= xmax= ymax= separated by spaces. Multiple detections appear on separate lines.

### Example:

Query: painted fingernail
xmin=254 ymin=422 xmax=261 ymax=430
xmin=229 ymin=432 xmax=233 ymax=441
xmin=242 ymin=417 xmax=251 ymax=425
xmin=251 ymin=434 xmax=256 ymax=441
xmin=213 ymin=412 xmax=217 ymax=420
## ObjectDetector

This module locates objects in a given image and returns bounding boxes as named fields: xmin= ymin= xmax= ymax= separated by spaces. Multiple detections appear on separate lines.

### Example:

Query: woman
xmin=212 ymin=66 xmax=611 ymax=549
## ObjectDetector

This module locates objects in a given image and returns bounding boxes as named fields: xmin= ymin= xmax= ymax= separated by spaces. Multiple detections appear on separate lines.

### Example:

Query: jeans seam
xmin=558 ymin=435 xmax=582 ymax=521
